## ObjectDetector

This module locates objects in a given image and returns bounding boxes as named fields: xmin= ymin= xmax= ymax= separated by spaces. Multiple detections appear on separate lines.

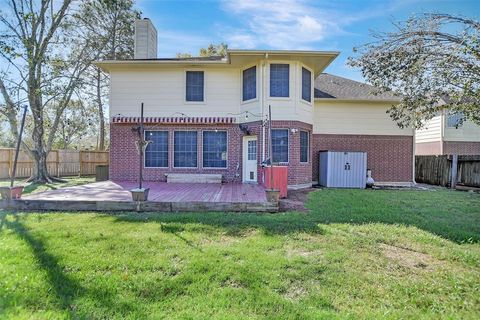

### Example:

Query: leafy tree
xmin=200 ymin=42 xmax=228 ymax=57
xmin=75 ymin=0 xmax=140 ymax=150
xmin=349 ymin=13 xmax=480 ymax=129
xmin=0 ymin=0 xmax=105 ymax=182
xmin=177 ymin=43 xmax=228 ymax=58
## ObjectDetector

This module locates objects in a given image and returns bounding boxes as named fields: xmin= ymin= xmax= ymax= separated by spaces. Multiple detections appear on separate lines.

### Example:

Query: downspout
xmin=261 ymin=54 xmax=268 ymax=162
xmin=412 ymin=129 xmax=416 ymax=185
xmin=440 ymin=110 xmax=445 ymax=155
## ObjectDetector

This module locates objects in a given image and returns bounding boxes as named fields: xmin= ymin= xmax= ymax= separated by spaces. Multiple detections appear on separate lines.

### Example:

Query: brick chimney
xmin=134 ymin=18 xmax=157 ymax=59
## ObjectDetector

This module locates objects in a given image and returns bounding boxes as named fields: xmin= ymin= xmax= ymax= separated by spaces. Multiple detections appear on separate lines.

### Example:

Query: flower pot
xmin=265 ymin=189 xmax=280 ymax=204
xmin=130 ymin=188 xmax=150 ymax=201
xmin=0 ymin=186 xmax=24 ymax=200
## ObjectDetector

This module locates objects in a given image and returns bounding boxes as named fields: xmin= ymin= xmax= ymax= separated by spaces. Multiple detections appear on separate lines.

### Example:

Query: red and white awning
xmin=112 ymin=116 xmax=236 ymax=124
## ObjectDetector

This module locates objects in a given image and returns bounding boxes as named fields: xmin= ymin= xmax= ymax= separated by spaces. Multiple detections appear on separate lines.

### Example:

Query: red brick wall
xmin=110 ymin=120 xmax=313 ymax=186
xmin=312 ymin=134 xmax=414 ymax=182
xmin=110 ymin=123 xmax=243 ymax=182
xmin=416 ymin=141 xmax=442 ymax=155
xmin=443 ymin=141 xmax=480 ymax=155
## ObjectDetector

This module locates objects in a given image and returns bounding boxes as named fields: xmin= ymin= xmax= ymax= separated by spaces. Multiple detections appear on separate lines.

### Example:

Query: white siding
xmin=444 ymin=119 xmax=480 ymax=142
xmin=313 ymin=101 xmax=412 ymax=136
xmin=415 ymin=115 xmax=442 ymax=143
xmin=109 ymin=68 xmax=241 ymax=119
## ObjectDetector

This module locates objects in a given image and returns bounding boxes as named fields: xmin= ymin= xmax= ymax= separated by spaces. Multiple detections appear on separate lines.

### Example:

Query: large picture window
xmin=242 ymin=66 xmax=256 ymax=101
xmin=203 ymin=131 xmax=227 ymax=168
xmin=446 ymin=112 xmax=464 ymax=128
xmin=186 ymin=71 xmax=204 ymax=102
xmin=174 ymin=131 xmax=198 ymax=167
xmin=270 ymin=64 xmax=289 ymax=97
xmin=300 ymin=131 xmax=309 ymax=163
xmin=144 ymin=131 xmax=168 ymax=168
xmin=271 ymin=129 xmax=289 ymax=163
xmin=301 ymin=67 xmax=311 ymax=102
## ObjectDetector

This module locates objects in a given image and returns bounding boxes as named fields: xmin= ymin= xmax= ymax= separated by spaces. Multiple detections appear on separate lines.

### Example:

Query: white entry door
xmin=243 ymin=136 xmax=258 ymax=183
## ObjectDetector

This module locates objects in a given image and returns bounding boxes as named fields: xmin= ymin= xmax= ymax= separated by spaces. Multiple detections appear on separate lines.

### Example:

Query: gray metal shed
xmin=318 ymin=151 xmax=367 ymax=188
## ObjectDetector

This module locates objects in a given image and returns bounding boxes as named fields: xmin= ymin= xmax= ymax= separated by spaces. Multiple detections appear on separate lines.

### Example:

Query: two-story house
xmin=416 ymin=102 xmax=480 ymax=155
xmin=96 ymin=19 xmax=414 ymax=188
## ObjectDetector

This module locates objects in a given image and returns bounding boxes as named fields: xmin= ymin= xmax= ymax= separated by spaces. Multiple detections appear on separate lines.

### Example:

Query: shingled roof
xmin=314 ymin=73 xmax=400 ymax=101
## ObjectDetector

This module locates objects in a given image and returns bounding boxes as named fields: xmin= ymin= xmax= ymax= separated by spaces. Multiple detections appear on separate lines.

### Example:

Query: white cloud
xmin=220 ymin=0 xmax=340 ymax=49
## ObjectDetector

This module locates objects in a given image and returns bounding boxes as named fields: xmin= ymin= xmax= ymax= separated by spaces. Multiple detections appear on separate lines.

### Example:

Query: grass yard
xmin=1 ymin=189 xmax=479 ymax=319
xmin=0 ymin=176 xmax=95 ymax=195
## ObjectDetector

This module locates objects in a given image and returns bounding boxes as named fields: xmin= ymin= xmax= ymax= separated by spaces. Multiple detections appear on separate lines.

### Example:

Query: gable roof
xmin=314 ymin=73 xmax=400 ymax=101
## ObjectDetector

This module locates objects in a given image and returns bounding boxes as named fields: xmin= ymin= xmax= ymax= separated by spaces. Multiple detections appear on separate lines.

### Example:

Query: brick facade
xmin=312 ymin=134 xmax=414 ymax=183
xmin=111 ymin=123 xmax=413 ymax=185
xmin=110 ymin=123 xmax=243 ymax=183
xmin=110 ymin=120 xmax=313 ymax=186
xmin=443 ymin=141 xmax=480 ymax=155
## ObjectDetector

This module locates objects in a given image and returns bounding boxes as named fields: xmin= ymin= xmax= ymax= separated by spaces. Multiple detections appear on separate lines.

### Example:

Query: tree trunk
xmin=96 ymin=67 xmax=105 ymax=150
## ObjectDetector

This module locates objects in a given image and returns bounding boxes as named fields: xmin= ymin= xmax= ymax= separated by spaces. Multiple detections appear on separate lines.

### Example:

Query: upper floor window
xmin=446 ymin=112 xmax=465 ymax=128
xmin=242 ymin=66 xmax=256 ymax=101
xmin=203 ymin=131 xmax=227 ymax=168
xmin=270 ymin=64 xmax=289 ymax=97
xmin=271 ymin=129 xmax=289 ymax=163
xmin=186 ymin=71 xmax=204 ymax=102
xmin=301 ymin=67 xmax=311 ymax=102
xmin=144 ymin=131 xmax=168 ymax=168
xmin=174 ymin=131 xmax=198 ymax=167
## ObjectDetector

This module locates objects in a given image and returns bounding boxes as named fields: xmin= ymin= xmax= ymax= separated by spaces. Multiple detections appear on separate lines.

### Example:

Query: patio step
xmin=166 ymin=173 xmax=222 ymax=184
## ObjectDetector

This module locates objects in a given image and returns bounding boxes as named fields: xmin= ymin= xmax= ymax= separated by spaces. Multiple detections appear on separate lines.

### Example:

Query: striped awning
xmin=112 ymin=116 xmax=236 ymax=124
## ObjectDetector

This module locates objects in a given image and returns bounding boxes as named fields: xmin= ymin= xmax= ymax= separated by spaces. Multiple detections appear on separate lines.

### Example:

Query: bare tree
xmin=349 ymin=13 xmax=480 ymax=129
xmin=0 ymin=0 xmax=105 ymax=182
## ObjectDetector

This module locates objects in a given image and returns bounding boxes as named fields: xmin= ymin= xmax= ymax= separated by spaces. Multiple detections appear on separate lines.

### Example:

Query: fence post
xmin=451 ymin=154 xmax=458 ymax=189
xmin=8 ymin=148 xmax=13 ymax=179
xmin=79 ymin=150 xmax=83 ymax=177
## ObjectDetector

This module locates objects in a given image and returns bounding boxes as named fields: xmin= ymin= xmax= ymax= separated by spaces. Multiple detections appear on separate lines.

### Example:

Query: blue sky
xmin=136 ymin=0 xmax=479 ymax=81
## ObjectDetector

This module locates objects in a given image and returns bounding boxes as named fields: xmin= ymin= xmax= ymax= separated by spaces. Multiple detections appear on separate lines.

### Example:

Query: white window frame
xmin=300 ymin=65 xmax=313 ymax=105
xmin=143 ymin=130 xmax=169 ymax=168
xmin=299 ymin=130 xmax=310 ymax=163
xmin=240 ymin=64 xmax=259 ymax=104
xmin=271 ymin=128 xmax=289 ymax=164
xmin=184 ymin=70 xmax=206 ymax=104
xmin=173 ymin=130 xmax=199 ymax=169
xmin=268 ymin=63 xmax=291 ymax=100
xmin=201 ymin=130 xmax=228 ymax=169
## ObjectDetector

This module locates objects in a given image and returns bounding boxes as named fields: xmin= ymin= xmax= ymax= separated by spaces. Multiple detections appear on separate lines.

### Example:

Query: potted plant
xmin=0 ymin=185 xmax=25 ymax=200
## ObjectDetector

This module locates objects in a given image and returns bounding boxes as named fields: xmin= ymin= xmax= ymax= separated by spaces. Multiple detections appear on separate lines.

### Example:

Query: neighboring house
xmin=416 ymin=108 xmax=480 ymax=155
xmin=96 ymin=19 xmax=414 ymax=188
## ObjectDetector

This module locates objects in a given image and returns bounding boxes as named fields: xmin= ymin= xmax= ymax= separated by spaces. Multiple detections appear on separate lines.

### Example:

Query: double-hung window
xmin=446 ymin=112 xmax=465 ymax=128
xmin=242 ymin=66 xmax=256 ymax=101
xmin=270 ymin=64 xmax=289 ymax=97
xmin=186 ymin=71 xmax=204 ymax=102
xmin=301 ymin=67 xmax=312 ymax=102
xmin=174 ymin=131 xmax=198 ymax=167
xmin=271 ymin=129 xmax=289 ymax=163
xmin=300 ymin=131 xmax=309 ymax=163
xmin=144 ymin=131 xmax=168 ymax=168
xmin=203 ymin=131 xmax=227 ymax=168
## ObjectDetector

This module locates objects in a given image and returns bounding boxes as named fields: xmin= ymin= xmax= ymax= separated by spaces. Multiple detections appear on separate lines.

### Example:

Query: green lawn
xmin=1 ymin=189 xmax=479 ymax=319
xmin=0 ymin=176 xmax=95 ymax=195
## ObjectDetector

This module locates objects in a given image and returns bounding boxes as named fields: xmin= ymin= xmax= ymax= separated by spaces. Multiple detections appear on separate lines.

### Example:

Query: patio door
xmin=243 ymin=136 xmax=258 ymax=183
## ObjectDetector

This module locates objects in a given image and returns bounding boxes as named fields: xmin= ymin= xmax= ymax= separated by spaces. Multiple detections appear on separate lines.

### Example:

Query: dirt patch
xmin=380 ymin=243 xmax=444 ymax=271
xmin=279 ymin=188 xmax=317 ymax=212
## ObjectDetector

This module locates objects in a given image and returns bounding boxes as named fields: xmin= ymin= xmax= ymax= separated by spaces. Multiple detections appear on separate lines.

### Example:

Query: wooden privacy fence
xmin=0 ymin=148 xmax=109 ymax=179
xmin=415 ymin=155 xmax=480 ymax=188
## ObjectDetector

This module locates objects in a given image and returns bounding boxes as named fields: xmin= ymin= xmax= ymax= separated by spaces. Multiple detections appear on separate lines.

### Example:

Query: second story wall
xmin=444 ymin=119 xmax=480 ymax=142
xmin=415 ymin=115 xmax=442 ymax=143
xmin=313 ymin=100 xmax=413 ymax=136
xmin=109 ymin=67 xmax=241 ymax=119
